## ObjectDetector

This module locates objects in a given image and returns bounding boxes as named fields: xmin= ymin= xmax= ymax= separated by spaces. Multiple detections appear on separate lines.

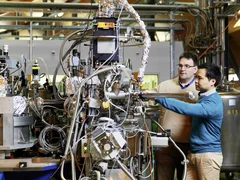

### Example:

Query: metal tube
xmin=0 ymin=16 xmax=191 ymax=23
xmin=141 ymin=91 xmax=196 ymax=100
xmin=29 ymin=9 xmax=33 ymax=65
xmin=138 ymin=132 xmax=143 ymax=177
xmin=0 ymin=2 xmax=201 ymax=11
xmin=105 ymin=91 xmax=129 ymax=99
xmin=0 ymin=25 xmax=184 ymax=31
xmin=70 ymin=149 xmax=76 ymax=180
xmin=170 ymin=11 xmax=175 ymax=79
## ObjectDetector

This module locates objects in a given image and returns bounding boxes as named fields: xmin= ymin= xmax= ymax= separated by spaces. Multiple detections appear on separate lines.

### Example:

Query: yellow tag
xmin=97 ymin=22 xmax=115 ymax=29
xmin=32 ymin=67 xmax=40 ymax=70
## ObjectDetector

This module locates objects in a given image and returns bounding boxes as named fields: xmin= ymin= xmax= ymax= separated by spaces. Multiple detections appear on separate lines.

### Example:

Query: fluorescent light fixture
xmin=234 ymin=19 xmax=240 ymax=28
xmin=0 ymin=29 xmax=6 ymax=33
xmin=229 ymin=74 xmax=239 ymax=81
xmin=32 ymin=12 xmax=43 ymax=17
xmin=57 ymin=12 xmax=64 ymax=17
xmin=155 ymin=31 xmax=170 ymax=42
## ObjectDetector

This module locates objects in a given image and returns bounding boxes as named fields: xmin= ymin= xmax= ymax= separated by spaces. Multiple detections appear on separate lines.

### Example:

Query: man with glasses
xmin=146 ymin=52 xmax=199 ymax=180
xmin=155 ymin=63 xmax=223 ymax=180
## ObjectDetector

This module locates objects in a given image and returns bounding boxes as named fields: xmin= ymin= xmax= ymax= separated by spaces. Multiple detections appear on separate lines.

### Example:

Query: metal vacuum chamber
xmin=220 ymin=91 xmax=240 ymax=172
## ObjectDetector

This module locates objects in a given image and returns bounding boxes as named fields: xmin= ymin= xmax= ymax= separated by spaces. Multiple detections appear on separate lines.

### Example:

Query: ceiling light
xmin=0 ymin=29 xmax=6 ymax=33
xmin=32 ymin=12 xmax=43 ymax=17
xmin=233 ymin=19 xmax=240 ymax=28
xmin=57 ymin=12 xmax=64 ymax=17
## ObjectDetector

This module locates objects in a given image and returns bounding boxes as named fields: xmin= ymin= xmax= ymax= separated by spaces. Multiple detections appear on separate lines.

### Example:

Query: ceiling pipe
xmin=5 ymin=9 xmax=187 ymax=16
xmin=0 ymin=24 xmax=184 ymax=31
xmin=0 ymin=16 xmax=191 ymax=23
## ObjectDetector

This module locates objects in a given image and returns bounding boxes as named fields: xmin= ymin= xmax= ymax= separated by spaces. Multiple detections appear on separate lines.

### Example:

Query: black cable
xmin=10 ymin=63 xmax=22 ymax=75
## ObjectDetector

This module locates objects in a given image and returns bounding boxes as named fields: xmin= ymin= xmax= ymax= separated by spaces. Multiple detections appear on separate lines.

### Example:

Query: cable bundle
xmin=38 ymin=125 xmax=66 ymax=153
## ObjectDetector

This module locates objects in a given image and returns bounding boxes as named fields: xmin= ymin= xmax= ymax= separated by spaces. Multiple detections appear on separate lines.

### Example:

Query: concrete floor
xmin=220 ymin=172 xmax=240 ymax=180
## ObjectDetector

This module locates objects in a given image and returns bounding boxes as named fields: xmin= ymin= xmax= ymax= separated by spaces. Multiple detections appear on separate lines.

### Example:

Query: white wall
xmin=2 ymin=40 xmax=183 ymax=83
xmin=121 ymin=41 xmax=183 ymax=83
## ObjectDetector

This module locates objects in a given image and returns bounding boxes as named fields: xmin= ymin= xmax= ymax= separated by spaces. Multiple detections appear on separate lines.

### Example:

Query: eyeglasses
xmin=177 ymin=64 xmax=195 ymax=69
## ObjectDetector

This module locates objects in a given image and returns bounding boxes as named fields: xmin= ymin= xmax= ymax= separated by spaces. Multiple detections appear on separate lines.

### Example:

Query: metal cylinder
xmin=134 ymin=106 xmax=146 ymax=114
xmin=220 ymin=91 xmax=240 ymax=171
xmin=105 ymin=91 xmax=129 ymax=99
xmin=3 ymin=45 xmax=8 ymax=56
xmin=141 ymin=91 xmax=196 ymax=100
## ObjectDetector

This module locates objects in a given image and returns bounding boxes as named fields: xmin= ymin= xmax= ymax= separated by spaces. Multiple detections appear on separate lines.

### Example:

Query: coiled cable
xmin=38 ymin=125 xmax=66 ymax=153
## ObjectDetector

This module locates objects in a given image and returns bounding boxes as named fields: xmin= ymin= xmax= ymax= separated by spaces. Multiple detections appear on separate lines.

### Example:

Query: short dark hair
xmin=179 ymin=52 xmax=198 ymax=66
xmin=198 ymin=63 xmax=222 ymax=87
